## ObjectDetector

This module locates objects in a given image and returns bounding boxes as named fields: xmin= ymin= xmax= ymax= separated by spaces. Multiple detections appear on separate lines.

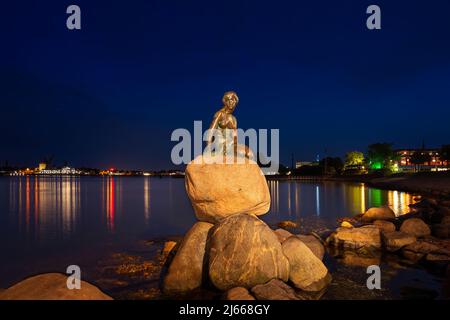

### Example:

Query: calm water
xmin=0 ymin=176 xmax=417 ymax=287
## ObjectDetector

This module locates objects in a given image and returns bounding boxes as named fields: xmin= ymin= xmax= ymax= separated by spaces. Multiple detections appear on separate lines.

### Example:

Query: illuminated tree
xmin=344 ymin=151 xmax=364 ymax=167
xmin=367 ymin=143 xmax=398 ymax=171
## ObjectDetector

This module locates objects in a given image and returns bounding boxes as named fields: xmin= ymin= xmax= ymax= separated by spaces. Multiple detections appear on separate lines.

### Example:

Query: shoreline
xmin=267 ymin=172 xmax=450 ymax=199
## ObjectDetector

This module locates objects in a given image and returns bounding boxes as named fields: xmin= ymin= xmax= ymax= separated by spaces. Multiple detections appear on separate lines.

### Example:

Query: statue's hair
xmin=222 ymin=91 xmax=239 ymax=104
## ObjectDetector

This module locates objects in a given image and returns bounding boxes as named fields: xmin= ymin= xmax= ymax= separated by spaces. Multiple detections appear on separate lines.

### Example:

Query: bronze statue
xmin=206 ymin=91 xmax=253 ymax=160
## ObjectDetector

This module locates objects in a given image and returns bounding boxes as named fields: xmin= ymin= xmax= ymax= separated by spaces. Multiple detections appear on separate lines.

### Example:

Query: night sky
xmin=2 ymin=0 xmax=450 ymax=170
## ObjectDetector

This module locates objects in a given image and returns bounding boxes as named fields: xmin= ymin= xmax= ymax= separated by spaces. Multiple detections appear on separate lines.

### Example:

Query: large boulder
xmin=296 ymin=235 xmax=325 ymax=260
xmin=382 ymin=231 xmax=416 ymax=252
xmin=250 ymin=279 xmax=300 ymax=300
xmin=400 ymin=218 xmax=431 ymax=238
xmin=185 ymin=154 xmax=270 ymax=223
xmin=163 ymin=221 xmax=214 ymax=294
xmin=208 ymin=214 xmax=289 ymax=290
xmin=0 ymin=273 xmax=112 ymax=300
xmin=326 ymin=225 xmax=381 ymax=250
xmin=282 ymin=237 xmax=331 ymax=291
xmin=361 ymin=206 xmax=396 ymax=222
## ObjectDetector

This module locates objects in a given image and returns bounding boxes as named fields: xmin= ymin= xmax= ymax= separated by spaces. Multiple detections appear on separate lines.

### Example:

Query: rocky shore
xmin=1 ymin=161 xmax=449 ymax=300
xmin=331 ymin=172 xmax=450 ymax=199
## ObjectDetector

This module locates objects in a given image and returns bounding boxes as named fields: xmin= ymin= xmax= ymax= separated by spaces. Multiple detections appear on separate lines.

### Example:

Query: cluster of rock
xmin=162 ymin=154 xmax=331 ymax=300
xmin=326 ymin=198 xmax=450 ymax=270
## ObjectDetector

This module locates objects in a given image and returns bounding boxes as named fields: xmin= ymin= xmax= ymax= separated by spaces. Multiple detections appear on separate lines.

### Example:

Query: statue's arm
xmin=209 ymin=111 xmax=221 ymax=130
xmin=207 ymin=111 xmax=221 ymax=144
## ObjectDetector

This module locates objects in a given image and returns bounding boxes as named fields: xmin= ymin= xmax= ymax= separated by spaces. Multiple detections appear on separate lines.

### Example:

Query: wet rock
xmin=361 ymin=206 xmax=396 ymax=222
xmin=0 ymin=273 xmax=112 ymax=300
xmin=382 ymin=231 xmax=416 ymax=252
xmin=274 ymin=228 xmax=293 ymax=243
xmin=441 ymin=215 xmax=450 ymax=225
xmin=161 ymin=241 xmax=177 ymax=256
xmin=339 ymin=250 xmax=381 ymax=267
xmin=208 ymin=214 xmax=289 ymax=291
xmin=250 ymin=279 xmax=301 ymax=300
xmin=401 ymin=240 xmax=441 ymax=263
xmin=185 ymin=154 xmax=270 ymax=223
xmin=282 ymin=237 xmax=330 ymax=291
xmin=326 ymin=225 xmax=381 ymax=250
xmin=277 ymin=220 xmax=298 ymax=229
xmin=223 ymin=287 xmax=255 ymax=300
xmin=296 ymin=234 xmax=325 ymax=260
xmin=425 ymin=253 xmax=450 ymax=262
xmin=163 ymin=221 xmax=214 ymax=294
xmin=340 ymin=221 xmax=354 ymax=228
xmin=400 ymin=218 xmax=431 ymax=238
xmin=373 ymin=220 xmax=396 ymax=233
xmin=432 ymin=224 xmax=450 ymax=239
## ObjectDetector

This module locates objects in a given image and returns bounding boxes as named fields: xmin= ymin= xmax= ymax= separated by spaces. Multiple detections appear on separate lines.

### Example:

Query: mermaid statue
xmin=205 ymin=91 xmax=253 ymax=161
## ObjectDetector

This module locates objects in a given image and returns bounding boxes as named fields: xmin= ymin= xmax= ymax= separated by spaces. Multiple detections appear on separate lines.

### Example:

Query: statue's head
xmin=222 ymin=91 xmax=238 ymax=113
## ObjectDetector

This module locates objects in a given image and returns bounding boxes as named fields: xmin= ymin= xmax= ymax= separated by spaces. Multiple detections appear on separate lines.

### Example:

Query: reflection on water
xmin=268 ymin=180 xmax=416 ymax=220
xmin=144 ymin=177 xmax=151 ymax=224
xmin=9 ymin=176 xmax=82 ymax=241
xmin=1 ymin=177 xmax=416 ymax=247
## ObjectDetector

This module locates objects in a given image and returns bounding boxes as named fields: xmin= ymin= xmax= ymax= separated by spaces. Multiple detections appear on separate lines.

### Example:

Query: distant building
xmin=39 ymin=166 xmax=81 ymax=175
xmin=295 ymin=161 xmax=313 ymax=169
xmin=396 ymin=148 xmax=448 ymax=172
xmin=38 ymin=162 xmax=47 ymax=171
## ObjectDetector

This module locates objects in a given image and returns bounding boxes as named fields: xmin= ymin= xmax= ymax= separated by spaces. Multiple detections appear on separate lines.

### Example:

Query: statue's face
xmin=223 ymin=93 xmax=238 ymax=112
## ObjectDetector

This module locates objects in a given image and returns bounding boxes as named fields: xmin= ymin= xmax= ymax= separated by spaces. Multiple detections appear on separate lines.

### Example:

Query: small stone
xmin=361 ymin=206 xmax=396 ymax=222
xmin=373 ymin=220 xmax=396 ymax=233
xmin=401 ymin=240 xmax=441 ymax=263
xmin=340 ymin=221 xmax=353 ymax=228
xmin=277 ymin=220 xmax=298 ymax=229
xmin=382 ymin=231 xmax=416 ymax=252
xmin=274 ymin=228 xmax=293 ymax=243
xmin=251 ymin=279 xmax=301 ymax=300
xmin=223 ymin=287 xmax=255 ymax=300
xmin=400 ymin=218 xmax=431 ymax=238
xmin=340 ymin=250 xmax=381 ymax=267
xmin=326 ymin=225 xmax=381 ymax=250
xmin=425 ymin=253 xmax=450 ymax=262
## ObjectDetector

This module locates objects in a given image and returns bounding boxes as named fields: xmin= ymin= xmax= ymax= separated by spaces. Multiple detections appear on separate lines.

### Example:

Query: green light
xmin=371 ymin=162 xmax=382 ymax=170
xmin=371 ymin=189 xmax=382 ymax=207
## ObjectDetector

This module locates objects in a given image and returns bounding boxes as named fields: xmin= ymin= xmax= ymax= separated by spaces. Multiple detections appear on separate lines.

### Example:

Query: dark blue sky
xmin=2 ymin=0 xmax=450 ymax=170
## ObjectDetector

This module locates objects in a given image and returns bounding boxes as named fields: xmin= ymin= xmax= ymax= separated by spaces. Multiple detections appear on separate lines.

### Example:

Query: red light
xmin=109 ymin=168 xmax=115 ymax=172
